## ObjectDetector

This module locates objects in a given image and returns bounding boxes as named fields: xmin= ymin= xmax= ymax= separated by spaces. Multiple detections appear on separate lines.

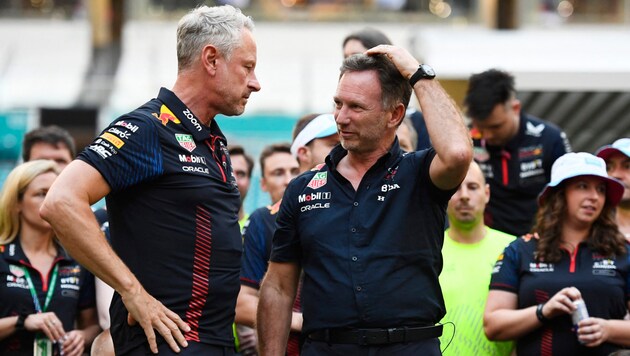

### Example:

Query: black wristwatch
xmin=15 ymin=313 xmax=28 ymax=331
xmin=409 ymin=64 xmax=436 ymax=87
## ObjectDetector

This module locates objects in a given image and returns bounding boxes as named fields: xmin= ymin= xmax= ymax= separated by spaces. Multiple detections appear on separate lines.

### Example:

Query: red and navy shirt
xmin=271 ymin=141 xmax=455 ymax=334
xmin=473 ymin=113 xmax=571 ymax=236
xmin=0 ymin=241 xmax=95 ymax=355
xmin=77 ymin=88 xmax=241 ymax=352
xmin=490 ymin=238 xmax=630 ymax=355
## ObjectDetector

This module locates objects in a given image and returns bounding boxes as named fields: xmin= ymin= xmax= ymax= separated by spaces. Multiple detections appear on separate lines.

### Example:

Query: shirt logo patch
xmin=525 ymin=122 xmax=545 ymax=137
xmin=9 ymin=264 xmax=24 ymax=277
xmin=473 ymin=146 xmax=490 ymax=162
xmin=307 ymin=172 xmax=327 ymax=190
xmin=298 ymin=192 xmax=331 ymax=203
xmin=529 ymin=262 xmax=554 ymax=272
xmin=153 ymin=105 xmax=181 ymax=126
xmin=175 ymin=134 xmax=196 ymax=152
xmin=100 ymin=132 xmax=125 ymax=149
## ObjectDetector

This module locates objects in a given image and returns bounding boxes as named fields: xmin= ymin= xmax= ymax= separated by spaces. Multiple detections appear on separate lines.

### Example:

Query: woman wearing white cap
xmin=483 ymin=152 xmax=630 ymax=355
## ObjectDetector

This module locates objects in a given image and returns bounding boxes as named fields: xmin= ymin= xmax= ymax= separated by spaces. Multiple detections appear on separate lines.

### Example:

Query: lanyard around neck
xmin=21 ymin=263 xmax=59 ymax=313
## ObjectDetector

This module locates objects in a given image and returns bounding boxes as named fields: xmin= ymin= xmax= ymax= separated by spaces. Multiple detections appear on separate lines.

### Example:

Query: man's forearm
xmin=414 ymin=80 xmax=471 ymax=163
xmin=257 ymin=285 xmax=294 ymax=355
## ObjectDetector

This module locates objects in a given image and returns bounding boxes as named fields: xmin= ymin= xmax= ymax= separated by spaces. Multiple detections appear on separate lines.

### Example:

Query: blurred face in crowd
xmin=447 ymin=162 xmax=489 ymax=230
xmin=261 ymin=152 xmax=299 ymax=203
xmin=605 ymin=152 xmax=630 ymax=206
xmin=231 ymin=154 xmax=251 ymax=203
xmin=343 ymin=39 xmax=367 ymax=59
xmin=18 ymin=171 xmax=58 ymax=232
xmin=472 ymin=99 xmax=520 ymax=147
xmin=215 ymin=28 xmax=261 ymax=116
xmin=397 ymin=123 xmax=414 ymax=152
xmin=29 ymin=143 xmax=73 ymax=169
xmin=334 ymin=70 xmax=392 ymax=154
xmin=564 ymin=176 xmax=606 ymax=228
xmin=303 ymin=135 xmax=339 ymax=170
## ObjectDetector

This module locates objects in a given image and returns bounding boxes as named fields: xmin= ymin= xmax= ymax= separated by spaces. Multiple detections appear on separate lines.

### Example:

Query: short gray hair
xmin=176 ymin=5 xmax=255 ymax=71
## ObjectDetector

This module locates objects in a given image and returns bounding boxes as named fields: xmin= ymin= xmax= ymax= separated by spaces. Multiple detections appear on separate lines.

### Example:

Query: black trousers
xmin=301 ymin=337 xmax=442 ymax=356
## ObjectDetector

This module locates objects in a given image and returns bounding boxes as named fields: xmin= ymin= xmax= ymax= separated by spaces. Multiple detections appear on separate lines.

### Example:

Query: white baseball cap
xmin=538 ymin=152 xmax=624 ymax=206
xmin=290 ymin=114 xmax=337 ymax=158
xmin=595 ymin=138 xmax=630 ymax=161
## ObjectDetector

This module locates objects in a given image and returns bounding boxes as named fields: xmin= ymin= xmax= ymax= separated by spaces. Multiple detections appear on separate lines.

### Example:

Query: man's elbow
xmin=482 ymin=316 xmax=502 ymax=341
xmin=40 ymin=187 xmax=71 ymax=226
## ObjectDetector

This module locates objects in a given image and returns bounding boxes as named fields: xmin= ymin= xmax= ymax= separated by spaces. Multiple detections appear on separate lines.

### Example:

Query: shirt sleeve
xmin=270 ymin=178 xmax=304 ymax=264
xmin=240 ymin=210 xmax=271 ymax=289
xmin=77 ymin=114 xmax=164 ymax=192
xmin=489 ymin=239 xmax=521 ymax=293
xmin=418 ymin=148 xmax=458 ymax=204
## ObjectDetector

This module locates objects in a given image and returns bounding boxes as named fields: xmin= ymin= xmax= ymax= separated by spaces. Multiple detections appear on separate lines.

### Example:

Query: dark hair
xmin=292 ymin=113 xmax=323 ymax=141
xmin=342 ymin=28 xmax=392 ymax=51
xmin=228 ymin=145 xmax=254 ymax=178
xmin=22 ymin=125 xmax=76 ymax=162
xmin=464 ymin=69 xmax=515 ymax=121
xmin=340 ymin=54 xmax=411 ymax=112
xmin=259 ymin=143 xmax=291 ymax=177
xmin=532 ymin=182 xmax=626 ymax=263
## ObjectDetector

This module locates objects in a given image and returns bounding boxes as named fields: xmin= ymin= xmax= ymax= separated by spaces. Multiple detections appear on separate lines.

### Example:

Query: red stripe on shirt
xmin=185 ymin=206 xmax=213 ymax=342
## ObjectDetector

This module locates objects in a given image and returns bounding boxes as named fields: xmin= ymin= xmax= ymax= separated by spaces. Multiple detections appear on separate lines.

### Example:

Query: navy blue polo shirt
xmin=78 ymin=88 xmax=242 ymax=352
xmin=271 ymin=140 xmax=455 ymax=334
xmin=490 ymin=238 xmax=630 ymax=355
xmin=240 ymin=202 xmax=280 ymax=289
xmin=0 ymin=241 xmax=95 ymax=355
xmin=473 ymin=113 xmax=571 ymax=236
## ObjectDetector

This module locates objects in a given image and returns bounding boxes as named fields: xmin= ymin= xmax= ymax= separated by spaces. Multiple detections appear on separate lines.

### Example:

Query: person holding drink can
xmin=483 ymin=152 xmax=630 ymax=355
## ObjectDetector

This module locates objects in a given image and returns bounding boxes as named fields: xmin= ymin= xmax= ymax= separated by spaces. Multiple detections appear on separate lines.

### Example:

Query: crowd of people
xmin=0 ymin=4 xmax=629 ymax=356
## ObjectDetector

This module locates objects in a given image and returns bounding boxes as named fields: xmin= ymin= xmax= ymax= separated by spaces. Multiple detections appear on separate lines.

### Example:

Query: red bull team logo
xmin=307 ymin=172 xmax=327 ymax=190
xmin=175 ymin=134 xmax=196 ymax=152
xmin=152 ymin=105 xmax=181 ymax=126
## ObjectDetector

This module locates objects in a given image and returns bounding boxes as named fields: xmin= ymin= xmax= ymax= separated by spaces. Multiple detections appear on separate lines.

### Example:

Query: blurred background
xmin=1 ymin=0 xmax=629 ymax=212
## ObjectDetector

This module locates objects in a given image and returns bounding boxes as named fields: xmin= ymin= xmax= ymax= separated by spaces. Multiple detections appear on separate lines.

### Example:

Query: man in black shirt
xmin=257 ymin=47 xmax=472 ymax=354
xmin=465 ymin=69 xmax=571 ymax=236
xmin=41 ymin=5 xmax=261 ymax=355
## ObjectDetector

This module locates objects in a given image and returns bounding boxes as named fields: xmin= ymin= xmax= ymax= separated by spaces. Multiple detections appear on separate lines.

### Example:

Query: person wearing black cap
xmin=485 ymin=152 xmax=630 ymax=355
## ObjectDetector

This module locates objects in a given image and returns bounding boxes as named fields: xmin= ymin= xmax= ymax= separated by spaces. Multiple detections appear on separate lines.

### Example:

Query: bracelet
xmin=536 ymin=303 xmax=549 ymax=323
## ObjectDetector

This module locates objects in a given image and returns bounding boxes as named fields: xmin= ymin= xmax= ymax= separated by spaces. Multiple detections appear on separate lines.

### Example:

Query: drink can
xmin=571 ymin=299 xmax=589 ymax=326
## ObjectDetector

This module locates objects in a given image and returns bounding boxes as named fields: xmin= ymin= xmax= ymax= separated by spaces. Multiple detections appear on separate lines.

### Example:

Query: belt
xmin=307 ymin=325 xmax=442 ymax=345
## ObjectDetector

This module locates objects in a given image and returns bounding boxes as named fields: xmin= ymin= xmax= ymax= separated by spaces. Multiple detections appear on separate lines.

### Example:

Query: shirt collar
xmin=325 ymin=137 xmax=403 ymax=172
xmin=157 ymin=88 xmax=226 ymax=142
xmin=2 ymin=240 xmax=70 ymax=265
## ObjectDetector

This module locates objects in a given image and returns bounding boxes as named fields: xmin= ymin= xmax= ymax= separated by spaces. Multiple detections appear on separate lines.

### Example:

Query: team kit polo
xmin=0 ymin=242 xmax=95 ymax=354
xmin=490 ymin=238 xmax=630 ymax=355
xmin=473 ymin=113 xmax=571 ymax=236
xmin=271 ymin=141 xmax=454 ymax=351
xmin=78 ymin=88 xmax=242 ymax=353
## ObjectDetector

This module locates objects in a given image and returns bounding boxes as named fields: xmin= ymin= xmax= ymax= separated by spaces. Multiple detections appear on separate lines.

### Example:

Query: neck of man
xmin=447 ymin=219 xmax=487 ymax=244
xmin=172 ymin=73 xmax=215 ymax=127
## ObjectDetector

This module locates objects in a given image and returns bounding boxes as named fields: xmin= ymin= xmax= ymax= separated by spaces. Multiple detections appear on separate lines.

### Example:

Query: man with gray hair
xmin=41 ymin=5 xmax=260 ymax=355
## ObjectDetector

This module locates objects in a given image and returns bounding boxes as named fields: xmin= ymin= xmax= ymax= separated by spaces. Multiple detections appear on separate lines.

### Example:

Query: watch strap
xmin=15 ymin=312 xmax=28 ymax=331
xmin=409 ymin=65 xmax=435 ymax=87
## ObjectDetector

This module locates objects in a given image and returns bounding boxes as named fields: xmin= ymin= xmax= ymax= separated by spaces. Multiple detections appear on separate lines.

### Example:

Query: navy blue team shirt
xmin=473 ymin=113 xmax=571 ymax=236
xmin=78 ymin=88 xmax=242 ymax=352
xmin=491 ymin=238 xmax=630 ymax=355
xmin=0 ymin=242 xmax=95 ymax=354
xmin=270 ymin=140 xmax=455 ymax=335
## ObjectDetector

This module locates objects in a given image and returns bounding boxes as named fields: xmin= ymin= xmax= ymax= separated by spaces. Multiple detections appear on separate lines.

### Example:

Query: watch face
xmin=422 ymin=64 xmax=435 ymax=76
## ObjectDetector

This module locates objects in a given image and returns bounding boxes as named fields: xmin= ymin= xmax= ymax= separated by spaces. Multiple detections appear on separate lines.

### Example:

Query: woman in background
xmin=0 ymin=160 xmax=100 ymax=355
xmin=484 ymin=152 xmax=630 ymax=355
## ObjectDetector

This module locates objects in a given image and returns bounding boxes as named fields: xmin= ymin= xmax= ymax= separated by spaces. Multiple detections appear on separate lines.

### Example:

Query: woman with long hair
xmin=484 ymin=152 xmax=630 ymax=355
xmin=0 ymin=160 xmax=99 ymax=355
